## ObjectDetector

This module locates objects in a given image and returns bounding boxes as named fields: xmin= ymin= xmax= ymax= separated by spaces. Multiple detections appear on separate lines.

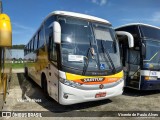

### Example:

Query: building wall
xmin=11 ymin=49 xmax=24 ymax=60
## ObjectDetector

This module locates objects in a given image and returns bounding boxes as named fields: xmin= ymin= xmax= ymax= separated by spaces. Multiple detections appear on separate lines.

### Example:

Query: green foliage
xmin=12 ymin=63 xmax=24 ymax=69
xmin=12 ymin=44 xmax=25 ymax=49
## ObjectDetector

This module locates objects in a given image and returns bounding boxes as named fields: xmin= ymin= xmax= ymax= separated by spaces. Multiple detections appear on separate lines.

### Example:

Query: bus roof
xmin=46 ymin=11 xmax=111 ymax=25
xmin=115 ymin=23 xmax=160 ymax=30
xmin=25 ymin=11 xmax=111 ymax=46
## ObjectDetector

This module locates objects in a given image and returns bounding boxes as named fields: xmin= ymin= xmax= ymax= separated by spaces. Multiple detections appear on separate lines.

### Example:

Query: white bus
xmin=116 ymin=23 xmax=160 ymax=90
xmin=24 ymin=11 xmax=133 ymax=105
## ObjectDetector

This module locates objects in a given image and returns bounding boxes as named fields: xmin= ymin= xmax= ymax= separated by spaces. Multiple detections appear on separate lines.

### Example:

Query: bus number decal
xmin=150 ymin=71 xmax=157 ymax=76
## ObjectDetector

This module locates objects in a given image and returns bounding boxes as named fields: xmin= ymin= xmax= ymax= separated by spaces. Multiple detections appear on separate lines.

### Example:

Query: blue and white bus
xmin=116 ymin=23 xmax=160 ymax=90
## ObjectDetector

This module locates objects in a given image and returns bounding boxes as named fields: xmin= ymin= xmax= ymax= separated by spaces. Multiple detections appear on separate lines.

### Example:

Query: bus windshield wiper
xmin=82 ymin=38 xmax=98 ymax=75
xmin=82 ymin=49 xmax=90 ymax=75
xmin=101 ymin=40 xmax=116 ymax=73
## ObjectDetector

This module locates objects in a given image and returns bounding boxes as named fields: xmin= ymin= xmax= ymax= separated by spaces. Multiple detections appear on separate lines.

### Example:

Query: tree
xmin=12 ymin=44 xmax=25 ymax=49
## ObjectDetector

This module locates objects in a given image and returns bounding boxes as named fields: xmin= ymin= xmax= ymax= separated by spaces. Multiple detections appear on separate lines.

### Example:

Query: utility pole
xmin=0 ymin=0 xmax=3 ymax=13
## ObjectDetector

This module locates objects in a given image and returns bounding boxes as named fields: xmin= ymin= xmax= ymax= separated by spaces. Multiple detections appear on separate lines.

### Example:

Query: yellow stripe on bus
xmin=66 ymin=70 xmax=123 ymax=81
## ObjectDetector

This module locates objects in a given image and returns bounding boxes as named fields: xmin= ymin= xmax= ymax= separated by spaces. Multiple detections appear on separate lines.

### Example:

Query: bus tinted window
xmin=44 ymin=16 xmax=55 ymax=44
xmin=116 ymin=26 xmax=140 ymax=39
xmin=27 ymin=44 xmax=29 ymax=53
xmin=45 ymin=16 xmax=55 ymax=27
xmin=24 ymin=47 xmax=26 ymax=55
xmin=31 ymin=40 xmax=34 ymax=52
xmin=30 ymin=41 xmax=32 ymax=52
xmin=38 ymin=27 xmax=45 ymax=48
xmin=49 ymin=35 xmax=57 ymax=64
xmin=140 ymin=26 xmax=160 ymax=40
xmin=33 ymin=35 xmax=37 ymax=50
xmin=59 ymin=18 xmax=89 ymax=44
xmin=128 ymin=49 xmax=140 ymax=65
xmin=32 ymin=38 xmax=34 ymax=51
xmin=26 ymin=45 xmax=28 ymax=54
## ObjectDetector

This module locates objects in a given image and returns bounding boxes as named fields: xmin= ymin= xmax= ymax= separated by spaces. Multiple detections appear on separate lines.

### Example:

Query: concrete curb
xmin=12 ymin=69 xmax=24 ymax=73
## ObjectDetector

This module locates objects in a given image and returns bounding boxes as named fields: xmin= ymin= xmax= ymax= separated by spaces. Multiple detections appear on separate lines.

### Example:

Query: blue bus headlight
xmin=59 ymin=78 xmax=81 ymax=87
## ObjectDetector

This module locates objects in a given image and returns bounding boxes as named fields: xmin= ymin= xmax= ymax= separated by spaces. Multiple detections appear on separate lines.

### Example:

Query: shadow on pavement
xmin=123 ymin=87 xmax=160 ymax=97
xmin=17 ymin=73 xmax=112 ymax=113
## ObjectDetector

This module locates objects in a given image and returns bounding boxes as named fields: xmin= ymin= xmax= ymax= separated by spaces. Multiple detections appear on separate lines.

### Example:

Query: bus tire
xmin=42 ymin=74 xmax=49 ymax=97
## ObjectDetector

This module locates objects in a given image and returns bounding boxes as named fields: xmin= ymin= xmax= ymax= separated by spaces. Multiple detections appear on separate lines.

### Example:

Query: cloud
xmin=84 ymin=9 xmax=95 ymax=14
xmin=12 ymin=22 xmax=34 ymax=38
xmin=91 ymin=0 xmax=107 ymax=6
xmin=120 ymin=12 xmax=160 ymax=26
xmin=12 ymin=22 xmax=35 ymax=44
xmin=12 ymin=22 xmax=34 ymax=32
xmin=121 ymin=18 xmax=142 ymax=22
xmin=147 ymin=12 xmax=160 ymax=23
xmin=12 ymin=31 xmax=23 ymax=34
xmin=120 ymin=18 xmax=144 ymax=25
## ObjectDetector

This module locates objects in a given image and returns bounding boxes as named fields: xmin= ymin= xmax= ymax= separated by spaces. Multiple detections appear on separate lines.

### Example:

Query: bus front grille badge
xmin=99 ymin=84 xmax=104 ymax=89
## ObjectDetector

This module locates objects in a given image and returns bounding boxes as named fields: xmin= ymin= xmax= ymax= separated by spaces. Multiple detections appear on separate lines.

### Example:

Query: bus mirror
xmin=142 ymin=43 xmax=146 ymax=57
xmin=116 ymin=31 xmax=134 ymax=48
xmin=0 ymin=14 xmax=12 ymax=47
xmin=53 ymin=21 xmax=61 ymax=44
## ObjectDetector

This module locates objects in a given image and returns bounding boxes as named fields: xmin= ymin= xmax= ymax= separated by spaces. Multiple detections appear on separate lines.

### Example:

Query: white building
xmin=11 ymin=49 xmax=24 ymax=60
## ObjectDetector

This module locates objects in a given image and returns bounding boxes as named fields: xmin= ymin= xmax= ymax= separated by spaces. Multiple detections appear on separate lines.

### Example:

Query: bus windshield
xmin=144 ymin=40 xmax=160 ymax=70
xmin=58 ymin=16 xmax=121 ymax=73
xmin=141 ymin=26 xmax=160 ymax=40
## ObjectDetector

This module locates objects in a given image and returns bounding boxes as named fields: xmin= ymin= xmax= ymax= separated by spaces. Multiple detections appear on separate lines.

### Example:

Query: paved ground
xmin=1 ymin=71 xmax=160 ymax=120
xmin=12 ymin=69 xmax=24 ymax=73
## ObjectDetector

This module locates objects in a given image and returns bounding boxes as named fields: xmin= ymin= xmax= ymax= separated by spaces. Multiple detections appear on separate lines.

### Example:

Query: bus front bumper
xmin=141 ymin=80 xmax=160 ymax=90
xmin=58 ymin=80 xmax=124 ymax=105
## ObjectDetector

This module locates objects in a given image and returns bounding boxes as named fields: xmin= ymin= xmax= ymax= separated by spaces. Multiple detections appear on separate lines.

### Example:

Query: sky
xmin=2 ymin=0 xmax=160 ymax=45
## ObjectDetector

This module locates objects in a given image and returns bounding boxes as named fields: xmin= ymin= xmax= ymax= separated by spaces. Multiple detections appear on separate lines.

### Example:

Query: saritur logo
xmin=81 ymin=78 xmax=104 ymax=82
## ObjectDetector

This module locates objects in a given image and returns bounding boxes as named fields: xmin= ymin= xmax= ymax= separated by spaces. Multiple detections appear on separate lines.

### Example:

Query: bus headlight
xmin=144 ymin=76 xmax=157 ymax=80
xmin=59 ymin=78 xmax=81 ymax=88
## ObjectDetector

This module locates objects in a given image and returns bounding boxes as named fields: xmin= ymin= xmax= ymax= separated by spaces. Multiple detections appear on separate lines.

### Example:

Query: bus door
xmin=46 ymin=35 xmax=59 ymax=102
xmin=120 ymin=44 xmax=127 ymax=85
xmin=125 ymin=48 xmax=141 ymax=89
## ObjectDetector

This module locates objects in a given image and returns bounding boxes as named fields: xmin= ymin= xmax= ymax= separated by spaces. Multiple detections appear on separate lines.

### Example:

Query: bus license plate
xmin=95 ymin=92 xmax=106 ymax=98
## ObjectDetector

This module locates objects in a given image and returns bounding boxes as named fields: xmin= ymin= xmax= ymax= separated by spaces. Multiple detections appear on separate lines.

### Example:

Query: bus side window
xmin=49 ymin=35 xmax=57 ymax=65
